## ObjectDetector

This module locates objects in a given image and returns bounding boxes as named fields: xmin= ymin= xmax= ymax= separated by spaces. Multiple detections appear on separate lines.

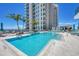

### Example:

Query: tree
xmin=7 ymin=14 xmax=21 ymax=32
xmin=20 ymin=17 xmax=26 ymax=30
xmin=32 ymin=19 xmax=38 ymax=32
xmin=20 ymin=17 xmax=29 ymax=31
xmin=20 ymin=17 xmax=38 ymax=32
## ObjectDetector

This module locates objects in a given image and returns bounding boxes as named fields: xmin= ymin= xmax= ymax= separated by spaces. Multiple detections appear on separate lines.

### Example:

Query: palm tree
xmin=20 ymin=17 xmax=29 ymax=31
xmin=21 ymin=17 xmax=38 ymax=32
xmin=7 ymin=14 xmax=21 ymax=32
xmin=32 ymin=19 xmax=38 ymax=32
xmin=20 ymin=17 xmax=26 ymax=30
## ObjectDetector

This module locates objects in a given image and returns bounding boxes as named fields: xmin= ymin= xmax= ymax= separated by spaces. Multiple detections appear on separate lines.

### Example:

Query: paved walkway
xmin=0 ymin=40 xmax=17 ymax=56
xmin=39 ymin=33 xmax=79 ymax=56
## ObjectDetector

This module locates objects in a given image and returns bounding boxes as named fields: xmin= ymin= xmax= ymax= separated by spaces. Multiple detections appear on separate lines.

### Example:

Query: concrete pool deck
xmin=0 ymin=33 xmax=31 ymax=56
xmin=0 ymin=32 xmax=79 ymax=56
xmin=39 ymin=32 xmax=79 ymax=56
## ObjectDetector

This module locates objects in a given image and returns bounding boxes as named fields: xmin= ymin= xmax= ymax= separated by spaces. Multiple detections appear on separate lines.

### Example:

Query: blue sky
xmin=0 ymin=3 xmax=79 ymax=29
xmin=58 ymin=3 xmax=79 ymax=26
xmin=0 ymin=3 xmax=25 ymax=29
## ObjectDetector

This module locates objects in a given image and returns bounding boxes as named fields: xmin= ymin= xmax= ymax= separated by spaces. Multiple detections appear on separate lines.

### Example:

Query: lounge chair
xmin=0 ymin=32 xmax=5 ymax=37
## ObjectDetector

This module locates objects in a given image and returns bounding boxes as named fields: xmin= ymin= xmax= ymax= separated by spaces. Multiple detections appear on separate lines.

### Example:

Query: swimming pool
xmin=6 ymin=32 xmax=61 ymax=56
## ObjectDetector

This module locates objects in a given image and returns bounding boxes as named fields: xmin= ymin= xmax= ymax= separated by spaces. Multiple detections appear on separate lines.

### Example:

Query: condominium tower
xmin=25 ymin=3 xmax=58 ymax=31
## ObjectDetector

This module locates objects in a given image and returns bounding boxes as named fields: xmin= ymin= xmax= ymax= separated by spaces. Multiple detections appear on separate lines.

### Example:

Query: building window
xmin=41 ymin=4 xmax=42 ymax=7
xmin=41 ymin=26 xmax=42 ymax=29
xmin=38 ymin=6 xmax=39 ymax=9
xmin=43 ymin=4 xmax=45 ymax=6
xmin=43 ymin=17 xmax=46 ymax=20
xmin=43 ymin=13 xmax=46 ymax=15
xmin=41 ymin=9 xmax=42 ymax=11
xmin=41 ymin=17 xmax=42 ymax=20
xmin=43 ymin=8 xmax=45 ymax=11
xmin=41 ymin=13 xmax=42 ymax=16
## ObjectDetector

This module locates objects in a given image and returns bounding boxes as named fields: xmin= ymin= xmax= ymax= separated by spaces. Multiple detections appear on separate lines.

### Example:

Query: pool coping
xmin=5 ymin=34 xmax=31 ymax=40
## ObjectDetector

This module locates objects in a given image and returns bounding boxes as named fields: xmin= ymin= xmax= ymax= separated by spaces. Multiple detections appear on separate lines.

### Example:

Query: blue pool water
xmin=7 ymin=32 xmax=60 ymax=56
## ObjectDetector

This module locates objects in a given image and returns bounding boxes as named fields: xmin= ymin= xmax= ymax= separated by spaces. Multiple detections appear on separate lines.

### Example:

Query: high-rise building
xmin=0 ymin=22 xmax=3 ymax=31
xmin=25 ymin=3 xmax=58 ymax=31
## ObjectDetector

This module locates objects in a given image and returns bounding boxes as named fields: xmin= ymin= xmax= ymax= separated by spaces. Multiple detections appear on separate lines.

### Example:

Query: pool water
xmin=7 ymin=32 xmax=60 ymax=56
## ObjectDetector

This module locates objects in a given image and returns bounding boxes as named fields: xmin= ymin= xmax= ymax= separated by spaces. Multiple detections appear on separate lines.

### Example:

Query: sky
xmin=58 ymin=3 xmax=79 ymax=26
xmin=0 ymin=3 xmax=79 ymax=29
xmin=0 ymin=3 xmax=25 ymax=29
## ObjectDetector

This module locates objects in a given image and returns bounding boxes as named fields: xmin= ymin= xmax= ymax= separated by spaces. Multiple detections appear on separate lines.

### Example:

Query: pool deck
xmin=0 ymin=32 xmax=79 ymax=56
xmin=0 ymin=33 xmax=31 ymax=56
xmin=39 ymin=32 xmax=79 ymax=56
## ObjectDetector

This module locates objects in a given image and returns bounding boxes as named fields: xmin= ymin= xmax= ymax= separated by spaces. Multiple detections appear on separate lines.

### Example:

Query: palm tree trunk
xmin=16 ymin=21 xmax=20 ymax=32
xmin=22 ymin=22 xmax=25 ymax=33
xmin=23 ymin=22 xmax=25 ymax=30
